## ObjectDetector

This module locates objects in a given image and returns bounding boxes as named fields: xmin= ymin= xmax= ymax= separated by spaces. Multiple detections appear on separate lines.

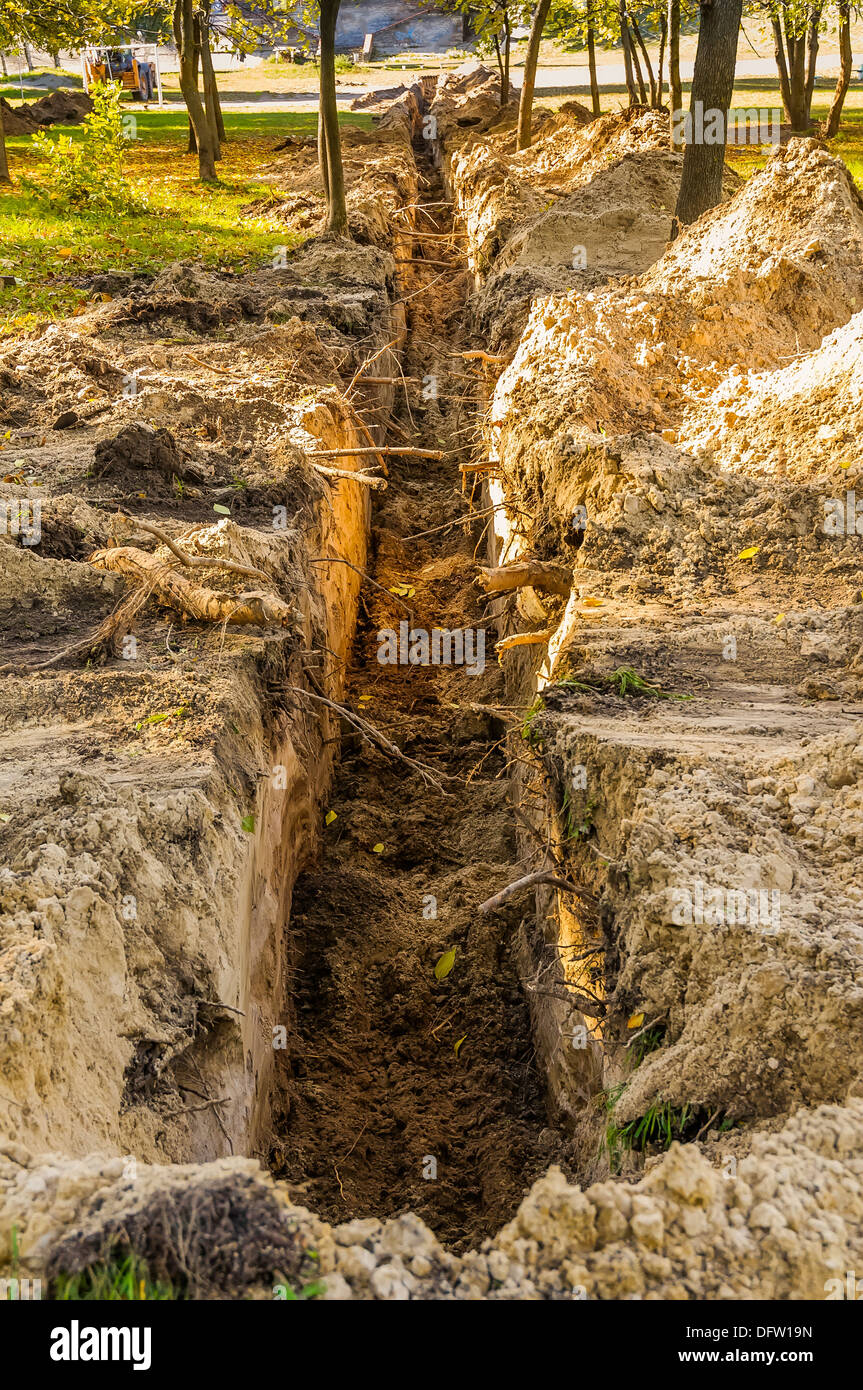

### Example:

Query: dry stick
xmin=310 ymin=445 xmax=446 ymax=460
xmin=118 ymin=515 xmax=271 ymax=583
xmin=394 ymin=257 xmax=459 ymax=270
xmin=624 ymin=1014 xmax=668 ymax=1049
xmin=460 ymin=461 xmax=499 ymax=475
xmin=461 ymin=350 xmax=512 ymax=366
xmin=184 ymin=352 xmax=233 ymax=376
xmin=312 ymin=462 xmax=387 ymax=489
xmin=345 ymin=337 xmax=399 ymax=396
xmin=479 ymin=561 xmax=572 ymax=598
xmin=288 ymin=685 xmax=450 ymax=791
xmin=478 ymin=869 xmax=586 ymax=915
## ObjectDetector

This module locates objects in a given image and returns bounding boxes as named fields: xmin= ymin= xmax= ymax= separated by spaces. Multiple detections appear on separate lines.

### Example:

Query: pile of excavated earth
xmin=1 ymin=67 xmax=862 ymax=1300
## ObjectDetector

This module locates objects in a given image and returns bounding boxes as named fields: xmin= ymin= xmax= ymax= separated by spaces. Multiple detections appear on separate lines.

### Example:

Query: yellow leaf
xmin=627 ymin=1011 xmax=645 ymax=1029
xmin=56 ymin=247 xmax=74 ymax=258
xmin=773 ymin=612 xmax=785 ymax=625
xmin=372 ymin=842 xmax=384 ymax=853
xmin=737 ymin=546 xmax=759 ymax=560
xmin=840 ymin=460 xmax=852 ymax=469
xmin=434 ymin=947 xmax=456 ymax=981
xmin=325 ymin=810 xmax=337 ymax=826
xmin=454 ymin=1035 xmax=467 ymax=1057
xmin=582 ymin=596 xmax=604 ymax=608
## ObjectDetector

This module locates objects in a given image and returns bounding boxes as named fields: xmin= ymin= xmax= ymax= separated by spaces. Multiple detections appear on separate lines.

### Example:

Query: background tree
xmin=173 ymin=0 xmax=219 ymax=179
xmin=516 ymin=0 xmax=553 ymax=148
xmin=824 ymin=0 xmax=855 ymax=137
xmin=763 ymin=0 xmax=825 ymax=130
xmin=318 ymin=0 xmax=347 ymax=233
xmin=674 ymin=0 xmax=743 ymax=225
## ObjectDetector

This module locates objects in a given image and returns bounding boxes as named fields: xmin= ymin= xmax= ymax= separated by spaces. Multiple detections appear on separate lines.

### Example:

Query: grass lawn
xmin=0 ymin=108 xmax=372 ymax=338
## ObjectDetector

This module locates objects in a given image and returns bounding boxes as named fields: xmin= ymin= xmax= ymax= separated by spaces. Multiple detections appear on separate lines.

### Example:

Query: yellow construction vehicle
xmin=83 ymin=46 xmax=158 ymax=101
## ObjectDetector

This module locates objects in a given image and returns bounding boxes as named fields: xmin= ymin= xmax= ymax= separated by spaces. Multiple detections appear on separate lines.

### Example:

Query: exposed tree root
xmin=479 ymin=561 xmax=572 ymax=597
xmin=495 ymin=628 xmax=554 ymax=654
xmin=478 ymin=869 xmax=588 ymax=914
xmin=90 ymin=546 xmax=296 ymax=627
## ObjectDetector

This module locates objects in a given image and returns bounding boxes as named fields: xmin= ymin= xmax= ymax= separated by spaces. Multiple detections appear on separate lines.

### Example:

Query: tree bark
xmin=23 ymin=43 xmax=34 ymax=71
xmin=657 ymin=12 xmax=667 ymax=108
xmin=674 ymin=0 xmax=744 ymax=228
xmin=0 ymin=99 xmax=11 ymax=185
xmin=619 ymin=0 xmax=638 ymax=104
xmin=187 ymin=21 xmax=200 ymax=153
xmin=587 ymin=4 xmax=601 ymax=117
xmin=516 ymin=0 xmax=552 ymax=151
xmin=824 ymin=0 xmax=852 ymax=137
xmin=771 ymin=17 xmax=794 ymax=121
xmin=174 ymin=0 xmax=219 ymax=182
xmin=320 ymin=0 xmax=347 ymax=234
xmin=803 ymin=6 xmax=822 ymax=119
xmin=628 ymin=18 xmax=648 ymax=104
xmin=631 ymin=16 xmax=657 ymax=105
xmin=502 ymin=14 xmax=511 ymax=106
xmin=668 ymin=0 xmax=682 ymax=140
xmin=199 ymin=7 xmax=225 ymax=151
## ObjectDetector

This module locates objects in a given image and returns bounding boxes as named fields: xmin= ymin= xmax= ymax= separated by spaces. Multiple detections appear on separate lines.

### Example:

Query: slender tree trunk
xmin=824 ymin=0 xmax=852 ymax=137
xmin=668 ymin=0 xmax=682 ymax=138
xmin=587 ymin=4 xmax=601 ymax=117
xmin=174 ymin=0 xmax=219 ymax=182
xmin=187 ymin=27 xmax=200 ymax=153
xmin=51 ymin=51 xmax=61 ymax=69
xmin=503 ymin=17 xmax=511 ymax=105
xmin=1 ymin=54 xmax=8 ymax=79
xmin=320 ymin=0 xmax=347 ymax=233
xmin=771 ymin=17 xmax=794 ymax=121
xmin=620 ymin=0 xmax=638 ymax=104
xmin=787 ymin=24 xmax=808 ymax=129
xmin=627 ymin=17 xmax=648 ymax=103
xmin=631 ymin=16 xmax=657 ymax=105
xmin=657 ymin=13 xmax=667 ymax=108
xmin=674 ymin=0 xmax=744 ymax=228
xmin=803 ymin=6 xmax=822 ymax=120
xmin=22 ymin=43 xmax=34 ymax=71
xmin=516 ymin=0 xmax=552 ymax=150
xmin=199 ymin=10 xmax=225 ymax=152
xmin=0 ymin=100 xmax=11 ymax=185
xmin=493 ymin=32 xmax=506 ymax=103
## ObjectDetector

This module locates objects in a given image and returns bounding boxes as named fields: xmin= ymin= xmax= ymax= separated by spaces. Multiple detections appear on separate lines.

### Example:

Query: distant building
xmin=212 ymin=2 xmax=463 ymax=57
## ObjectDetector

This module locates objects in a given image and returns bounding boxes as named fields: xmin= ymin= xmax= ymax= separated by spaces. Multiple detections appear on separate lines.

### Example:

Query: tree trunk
xmin=0 ymin=99 xmax=11 ymax=185
xmin=771 ymin=17 xmax=794 ymax=122
xmin=804 ymin=6 xmax=822 ymax=120
xmin=22 ymin=43 xmax=34 ymax=71
xmin=657 ymin=12 xmax=667 ymax=108
xmin=320 ymin=0 xmax=347 ymax=233
xmin=674 ymin=0 xmax=744 ymax=228
xmin=787 ymin=24 xmax=808 ymax=130
xmin=516 ymin=0 xmax=552 ymax=151
xmin=619 ymin=1 xmax=638 ymax=105
xmin=1 ymin=54 xmax=8 ymax=79
xmin=199 ymin=9 xmax=225 ymax=152
xmin=627 ymin=18 xmax=648 ymax=104
xmin=187 ymin=26 xmax=200 ymax=153
xmin=174 ymin=0 xmax=219 ymax=182
xmin=631 ymin=16 xmax=657 ymax=105
xmin=587 ymin=5 xmax=601 ymax=117
xmin=503 ymin=15 xmax=511 ymax=106
xmin=824 ymin=0 xmax=851 ymax=137
xmin=668 ymin=0 xmax=682 ymax=139
xmin=51 ymin=51 xmax=61 ymax=69
xmin=493 ymin=32 xmax=506 ymax=104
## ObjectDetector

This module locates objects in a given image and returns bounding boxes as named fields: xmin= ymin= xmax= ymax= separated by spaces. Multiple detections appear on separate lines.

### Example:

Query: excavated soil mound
xmin=0 ymin=89 xmax=92 ymax=136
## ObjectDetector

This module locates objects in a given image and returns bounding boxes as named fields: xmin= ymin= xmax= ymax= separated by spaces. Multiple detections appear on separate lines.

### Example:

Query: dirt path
xmin=267 ymin=154 xmax=567 ymax=1249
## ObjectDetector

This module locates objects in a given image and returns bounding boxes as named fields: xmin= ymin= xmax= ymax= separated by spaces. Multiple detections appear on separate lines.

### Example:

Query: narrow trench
xmin=267 ymin=145 xmax=564 ymax=1250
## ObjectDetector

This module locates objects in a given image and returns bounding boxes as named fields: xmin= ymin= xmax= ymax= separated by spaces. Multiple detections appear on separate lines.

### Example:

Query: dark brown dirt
xmin=267 ymin=157 xmax=570 ymax=1249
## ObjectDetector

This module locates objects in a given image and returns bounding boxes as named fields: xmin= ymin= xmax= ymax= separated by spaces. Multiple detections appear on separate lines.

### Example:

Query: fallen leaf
xmin=582 ymin=596 xmax=604 ymax=608
xmin=454 ymin=1034 xmax=467 ymax=1057
xmin=840 ymin=460 xmax=852 ymax=469
xmin=737 ymin=546 xmax=759 ymax=560
xmin=0 ymin=813 xmax=10 ymax=823
xmin=325 ymin=810 xmax=337 ymax=826
xmin=627 ymin=1012 xmax=645 ymax=1029
xmin=213 ymin=503 xmax=231 ymax=515
xmin=241 ymin=813 xmax=255 ymax=833
xmin=773 ymin=613 xmax=785 ymax=625
xmin=434 ymin=947 xmax=456 ymax=981
xmin=371 ymin=842 xmax=384 ymax=853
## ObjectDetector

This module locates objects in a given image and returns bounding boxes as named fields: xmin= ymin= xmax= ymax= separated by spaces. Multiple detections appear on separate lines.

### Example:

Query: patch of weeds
xmin=276 ymin=1279 xmax=327 ymax=1300
xmin=51 ymin=1253 xmax=179 ymax=1301
xmin=629 ymin=1025 xmax=666 ymax=1067
xmin=600 ymin=1088 xmax=704 ymax=1172
xmin=553 ymin=667 xmax=692 ymax=701
xmin=521 ymin=694 xmax=544 ymax=746
xmin=562 ymin=786 xmax=597 ymax=841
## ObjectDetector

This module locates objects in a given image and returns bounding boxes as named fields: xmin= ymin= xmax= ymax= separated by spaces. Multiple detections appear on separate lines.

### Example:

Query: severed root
xmin=118 ymin=516 xmax=271 ymax=583
xmin=495 ymin=628 xmax=555 ymax=655
xmin=90 ymin=546 xmax=295 ymax=627
xmin=311 ymin=463 xmax=388 ymax=489
xmin=479 ymin=561 xmax=572 ymax=598
xmin=461 ymin=350 xmax=512 ymax=366
xmin=478 ymin=869 xmax=587 ymax=915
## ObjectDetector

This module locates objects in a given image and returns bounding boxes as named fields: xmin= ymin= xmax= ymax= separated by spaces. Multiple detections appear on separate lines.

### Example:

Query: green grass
xmin=52 ymin=1254 xmax=179 ymax=1301
xmin=0 ymin=109 xmax=372 ymax=336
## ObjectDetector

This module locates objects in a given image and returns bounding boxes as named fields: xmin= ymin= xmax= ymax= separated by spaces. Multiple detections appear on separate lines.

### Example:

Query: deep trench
xmin=266 ymin=145 xmax=567 ymax=1249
